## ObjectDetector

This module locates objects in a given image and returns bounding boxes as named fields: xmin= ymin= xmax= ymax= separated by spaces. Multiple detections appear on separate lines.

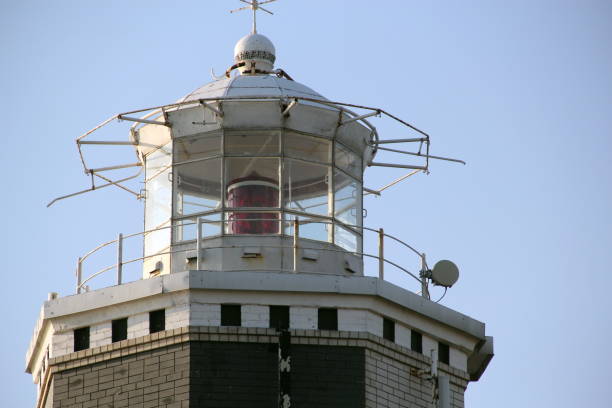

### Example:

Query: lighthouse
xmin=26 ymin=3 xmax=493 ymax=407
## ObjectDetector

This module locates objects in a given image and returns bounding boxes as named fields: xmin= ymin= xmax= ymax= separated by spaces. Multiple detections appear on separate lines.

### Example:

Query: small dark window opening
xmin=270 ymin=305 xmax=290 ymax=330
xmin=149 ymin=309 xmax=165 ymax=333
xmin=221 ymin=304 xmax=241 ymax=326
xmin=411 ymin=330 xmax=423 ymax=354
xmin=318 ymin=308 xmax=338 ymax=330
xmin=438 ymin=342 xmax=450 ymax=365
xmin=74 ymin=327 xmax=90 ymax=352
xmin=383 ymin=318 xmax=395 ymax=342
xmin=112 ymin=318 xmax=128 ymax=342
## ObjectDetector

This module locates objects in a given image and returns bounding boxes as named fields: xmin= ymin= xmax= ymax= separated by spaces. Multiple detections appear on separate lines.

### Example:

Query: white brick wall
xmin=395 ymin=323 xmax=411 ymax=349
xmin=242 ymin=305 xmax=269 ymax=328
xmin=423 ymin=334 xmax=438 ymax=360
xmin=128 ymin=313 xmax=149 ymax=339
xmin=338 ymin=309 xmax=367 ymax=331
xmin=51 ymin=331 xmax=72 ymax=358
xmin=338 ymin=309 xmax=383 ymax=338
xmin=90 ymin=322 xmax=111 ymax=349
xmin=290 ymin=307 xmax=317 ymax=329
xmin=45 ymin=302 xmax=470 ymax=373
xmin=166 ymin=304 xmax=190 ymax=330
xmin=190 ymin=303 xmax=220 ymax=326
xmin=450 ymin=348 xmax=468 ymax=371
xmin=366 ymin=312 xmax=383 ymax=337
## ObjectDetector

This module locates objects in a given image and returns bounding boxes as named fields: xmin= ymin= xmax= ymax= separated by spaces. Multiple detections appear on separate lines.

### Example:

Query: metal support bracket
xmin=339 ymin=110 xmax=380 ymax=126
xmin=282 ymin=98 xmax=299 ymax=117
xmin=77 ymin=141 xmax=138 ymax=146
xmin=372 ymin=137 xmax=427 ymax=144
xmin=117 ymin=115 xmax=168 ymax=126
xmin=88 ymin=162 xmax=141 ymax=173
xmin=198 ymin=100 xmax=224 ymax=117
xmin=369 ymin=162 xmax=428 ymax=170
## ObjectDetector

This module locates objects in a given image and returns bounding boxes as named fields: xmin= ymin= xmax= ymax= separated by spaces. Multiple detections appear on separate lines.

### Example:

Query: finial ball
xmin=234 ymin=33 xmax=276 ymax=74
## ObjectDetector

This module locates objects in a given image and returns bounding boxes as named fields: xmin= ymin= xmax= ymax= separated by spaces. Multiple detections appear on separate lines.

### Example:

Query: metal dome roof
xmin=179 ymin=74 xmax=328 ymax=103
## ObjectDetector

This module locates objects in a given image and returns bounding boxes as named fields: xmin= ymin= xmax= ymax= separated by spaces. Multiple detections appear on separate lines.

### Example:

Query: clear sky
xmin=2 ymin=1 xmax=611 ymax=406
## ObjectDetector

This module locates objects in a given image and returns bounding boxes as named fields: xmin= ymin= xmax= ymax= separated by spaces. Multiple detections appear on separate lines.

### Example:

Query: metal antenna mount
xmin=230 ymin=0 xmax=278 ymax=33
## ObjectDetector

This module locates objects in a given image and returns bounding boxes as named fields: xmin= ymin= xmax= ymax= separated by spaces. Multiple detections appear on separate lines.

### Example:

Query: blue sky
xmin=2 ymin=1 xmax=611 ymax=406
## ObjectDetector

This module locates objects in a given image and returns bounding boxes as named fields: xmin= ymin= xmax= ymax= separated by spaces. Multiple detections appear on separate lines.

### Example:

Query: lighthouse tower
xmin=26 ymin=5 xmax=493 ymax=408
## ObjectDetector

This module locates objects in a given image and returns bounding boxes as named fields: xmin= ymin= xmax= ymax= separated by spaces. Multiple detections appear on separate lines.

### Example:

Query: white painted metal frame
xmin=64 ymin=94 xmax=442 ymax=208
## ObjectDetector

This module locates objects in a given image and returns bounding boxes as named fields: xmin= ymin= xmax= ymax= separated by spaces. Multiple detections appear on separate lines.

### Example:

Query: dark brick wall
xmin=190 ymin=342 xmax=278 ymax=408
xmin=292 ymin=345 xmax=365 ymax=408
xmin=53 ymin=341 xmax=366 ymax=408
xmin=53 ymin=343 xmax=189 ymax=408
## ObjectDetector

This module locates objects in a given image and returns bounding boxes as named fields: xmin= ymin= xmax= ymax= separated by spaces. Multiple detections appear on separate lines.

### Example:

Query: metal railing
xmin=74 ymin=219 xmax=431 ymax=298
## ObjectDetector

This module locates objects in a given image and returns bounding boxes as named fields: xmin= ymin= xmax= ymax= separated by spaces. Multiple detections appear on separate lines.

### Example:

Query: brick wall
xmin=292 ymin=345 xmax=365 ymax=408
xmin=52 ymin=343 xmax=189 ymax=408
xmin=241 ymin=305 xmax=270 ymax=328
xmin=190 ymin=304 xmax=221 ymax=326
xmin=289 ymin=307 xmax=317 ymax=329
xmin=190 ymin=342 xmax=278 ymax=407
xmin=48 ymin=327 xmax=468 ymax=408
xmin=365 ymin=348 xmax=467 ymax=408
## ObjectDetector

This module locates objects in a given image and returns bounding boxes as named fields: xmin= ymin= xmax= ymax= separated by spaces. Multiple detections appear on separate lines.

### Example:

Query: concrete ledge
xmin=43 ymin=271 xmax=486 ymax=340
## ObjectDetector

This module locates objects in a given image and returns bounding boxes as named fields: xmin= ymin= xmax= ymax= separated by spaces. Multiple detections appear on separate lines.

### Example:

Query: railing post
xmin=378 ymin=228 xmax=384 ymax=280
xmin=76 ymin=257 xmax=82 ymax=294
xmin=196 ymin=217 xmax=202 ymax=270
xmin=116 ymin=233 xmax=123 ymax=285
xmin=293 ymin=218 xmax=299 ymax=272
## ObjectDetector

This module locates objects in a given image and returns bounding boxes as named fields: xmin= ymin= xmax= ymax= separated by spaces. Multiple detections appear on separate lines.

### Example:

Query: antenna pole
xmin=420 ymin=253 xmax=430 ymax=299
xmin=116 ymin=233 xmax=123 ymax=285
xmin=378 ymin=228 xmax=384 ymax=280
xmin=252 ymin=1 xmax=257 ymax=33
xmin=76 ymin=257 xmax=82 ymax=294
xmin=230 ymin=0 xmax=277 ymax=34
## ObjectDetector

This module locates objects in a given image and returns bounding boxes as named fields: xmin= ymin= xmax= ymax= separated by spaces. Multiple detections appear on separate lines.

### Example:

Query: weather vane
xmin=230 ymin=0 xmax=278 ymax=34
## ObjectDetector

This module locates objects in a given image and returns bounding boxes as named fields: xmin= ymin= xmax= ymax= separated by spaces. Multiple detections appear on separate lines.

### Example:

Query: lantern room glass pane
xmin=145 ymin=220 xmax=170 ymax=256
xmin=145 ymin=160 xmax=171 ymax=256
xmin=175 ymin=158 xmax=222 ymax=216
xmin=226 ymin=212 xmax=280 ymax=235
xmin=174 ymin=219 xmax=195 ymax=242
xmin=334 ymin=170 xmax=361 ymax=226
xmin=145 ymin=166 xmax=171 ymax=230
xmin=283 ymin=159 xmax=330 ymax=217
xmin=225 ymin=131 xmax=280 ymax=156
xmin=285 ymin=132 xmax=331 ymax=163
xmin=200 ymin=213 xmax=223 ymax=238
xmin=174 ymin=213 xmax=222 ymax=242
xmin=145 ymin=144 xmax=172 ymax=180
xmin=335 ymin=143 xmax=362 ymax=179
xmin=334 ymin=225 xmax=358 ymax=253
xmin=225 ymin=158 xmax=279 ymax=207
xmin=174 ymin=132 xmax=221 ymax=163
xmin=225 ymin=158 xmax=279 ymax=235
xmin=284 ymin=214 xmax=330 ymax=243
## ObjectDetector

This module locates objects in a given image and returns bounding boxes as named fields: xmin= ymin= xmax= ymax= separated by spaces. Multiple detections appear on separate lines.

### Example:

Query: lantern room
xmin=133 ymin=33 xmax=375 ymax=277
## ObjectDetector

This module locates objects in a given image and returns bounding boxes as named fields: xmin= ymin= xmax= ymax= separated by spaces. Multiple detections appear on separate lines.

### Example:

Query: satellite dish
xmin=431 ymin=260 xmax=459 ymax=287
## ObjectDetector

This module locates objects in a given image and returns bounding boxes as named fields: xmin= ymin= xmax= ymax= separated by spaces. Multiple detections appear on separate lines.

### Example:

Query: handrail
xmin=74 ymin=218 xmax=429 ymax=297
xmin=79 ymin=238 xmax=118 ymax=264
